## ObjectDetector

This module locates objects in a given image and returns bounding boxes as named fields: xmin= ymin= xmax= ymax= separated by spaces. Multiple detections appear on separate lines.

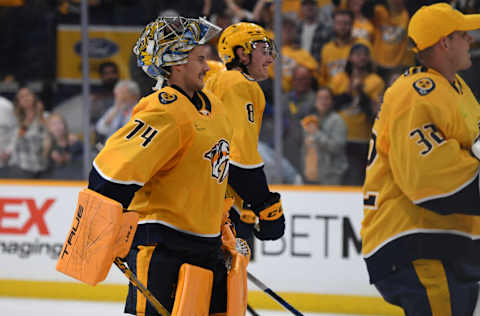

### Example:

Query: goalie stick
xmin=229 ymin=238 xmax=304 ymax=316
xmin=114 ymin=258 xmax=171 ymax=316
xmin=247 ymin=271 xmax=304 ymax=316
xmin=247 ymin=304 xmax=261 ymax=316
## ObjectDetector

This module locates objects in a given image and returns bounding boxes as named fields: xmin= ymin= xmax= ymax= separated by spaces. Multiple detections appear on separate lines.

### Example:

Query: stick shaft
xmin=247 ymin=304 xmax=260 ymax=316
xmin=247 ymin=272 xmax=304 ymax=316
xmin=114 ymin=258 xmax=171 ymax=316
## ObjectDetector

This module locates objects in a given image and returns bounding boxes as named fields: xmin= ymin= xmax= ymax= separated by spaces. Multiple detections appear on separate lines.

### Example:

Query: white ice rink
xmin=0 ymin=297 xmax=366 ymax=316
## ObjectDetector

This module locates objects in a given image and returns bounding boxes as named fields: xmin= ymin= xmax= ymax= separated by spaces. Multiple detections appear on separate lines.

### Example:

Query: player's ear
xmin=438 ymin=36 xmax=450 ymax=50
xmin=235 ymin=46 xmax=249 ymax=65
xmin=171 ymin=64 xmax=183 ymax=73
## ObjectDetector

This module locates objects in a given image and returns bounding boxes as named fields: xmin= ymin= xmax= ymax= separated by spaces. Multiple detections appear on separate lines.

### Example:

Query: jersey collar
xmin=170 ymin=85 xmax=212 ymax=115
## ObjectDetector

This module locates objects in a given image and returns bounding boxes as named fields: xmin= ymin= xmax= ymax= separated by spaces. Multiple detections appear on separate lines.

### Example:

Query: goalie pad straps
xmin=56 ymin=188 xmax=139 ymax=286
xmin=171 ymin=264 xmax=213 ymax=316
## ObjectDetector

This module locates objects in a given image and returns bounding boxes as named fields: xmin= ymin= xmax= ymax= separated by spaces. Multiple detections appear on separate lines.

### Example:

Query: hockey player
xmin=58 ymin=16 xmax=246 ymax=316
xmin=205 ymin=22 xmax=285 ymax=242
xmin=361 ymin=4 xmax=480 ymax=315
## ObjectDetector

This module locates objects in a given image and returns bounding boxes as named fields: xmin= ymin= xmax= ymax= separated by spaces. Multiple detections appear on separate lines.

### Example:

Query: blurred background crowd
xmin=0 ymin=0 xmax=479 ymax=185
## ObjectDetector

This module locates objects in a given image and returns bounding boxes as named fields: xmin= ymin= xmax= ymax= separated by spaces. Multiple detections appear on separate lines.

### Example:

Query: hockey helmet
xmin=133 ymin=16 xmax=221 ymax=90
xmin=217 ymin=22 xmax=277 ymax=65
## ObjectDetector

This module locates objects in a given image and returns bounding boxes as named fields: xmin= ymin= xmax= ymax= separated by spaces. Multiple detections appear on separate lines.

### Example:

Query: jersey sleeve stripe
xmin=414 ymin=171 xmax=480 ymax=215
xmin=229 ymin=160 xmax=264 ymax=169
xmin=93 ymin=161 xmax=146 ymax=186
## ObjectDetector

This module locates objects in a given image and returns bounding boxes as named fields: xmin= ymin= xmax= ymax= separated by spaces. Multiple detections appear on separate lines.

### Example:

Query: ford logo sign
xmin=74 ymin=38 xmax=119 ymax=59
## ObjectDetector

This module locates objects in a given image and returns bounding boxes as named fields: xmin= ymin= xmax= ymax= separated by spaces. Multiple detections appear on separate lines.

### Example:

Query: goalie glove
xmin=252 ymin=192 xmax=285 ymax=241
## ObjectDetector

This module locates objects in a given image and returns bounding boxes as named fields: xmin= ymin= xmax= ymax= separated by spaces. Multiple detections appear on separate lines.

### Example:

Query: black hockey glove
xmin=252 ymin=192 xmax=285 ymax=241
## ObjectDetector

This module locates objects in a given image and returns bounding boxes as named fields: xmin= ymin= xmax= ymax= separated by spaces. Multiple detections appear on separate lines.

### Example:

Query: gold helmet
xmin=217 ymin=22 xmax=277 ymax=65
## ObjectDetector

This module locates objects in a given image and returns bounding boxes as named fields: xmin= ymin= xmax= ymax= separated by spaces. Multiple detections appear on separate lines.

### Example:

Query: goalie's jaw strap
xmin=258 ymin=200 xmax=283 ymax=221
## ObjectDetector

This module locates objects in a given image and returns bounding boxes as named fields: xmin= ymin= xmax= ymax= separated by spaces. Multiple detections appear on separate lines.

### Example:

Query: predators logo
xmin=413 ymin=78 xmax=435 ymax=96
xmin=204 ymin=139 xmax=230 ymax=183
xmin=159 ymin=92 xmax=178 ymax=104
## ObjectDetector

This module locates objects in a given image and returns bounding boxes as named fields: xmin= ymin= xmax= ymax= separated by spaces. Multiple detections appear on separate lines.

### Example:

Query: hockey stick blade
xmin=247 ymin=271 xmax=304 ymax=316
xmin=114 ymin=258 xmax=171 ymax=316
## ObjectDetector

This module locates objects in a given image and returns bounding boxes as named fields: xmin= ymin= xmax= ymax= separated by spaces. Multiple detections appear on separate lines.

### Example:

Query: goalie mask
xmin=134 ymin=16 xmax=221 ymax=90
xmin=217 ymin=22 xmax=277 ymax=67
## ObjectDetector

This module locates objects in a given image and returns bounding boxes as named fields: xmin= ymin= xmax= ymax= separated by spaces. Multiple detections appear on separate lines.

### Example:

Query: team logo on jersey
xmin=413 ymin=78 xmax=435 ymax=96
xmin=158 ymin=92 xmax=177 ymax=104
xmin=204 ymin=139 xmax=230 ymax=183
xmin=199 ymin=109 xmax=210 ymax=116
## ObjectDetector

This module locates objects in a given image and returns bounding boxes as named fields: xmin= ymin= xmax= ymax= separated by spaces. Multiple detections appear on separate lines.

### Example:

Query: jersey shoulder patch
xmin=413 ymin=77 xmax=435 ymax=96
xmin=158 ymin=91 xmax=178 ymax=104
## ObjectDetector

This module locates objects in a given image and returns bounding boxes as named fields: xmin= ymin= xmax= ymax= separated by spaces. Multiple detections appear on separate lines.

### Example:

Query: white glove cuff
xmin=471 ymin=139 xmax=480 ymax=160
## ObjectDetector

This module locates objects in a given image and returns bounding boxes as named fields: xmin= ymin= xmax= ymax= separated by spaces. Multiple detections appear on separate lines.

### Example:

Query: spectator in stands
xmin=300 ymin=86 xmax=348 ymax=185
xmin=46 ymin=112 xmax=80 ymax=167
xmin=317 ymin=0 xmax=336 ymax=30
xmin=55 ymin=60 xmax=120 ymax=138
xmin=45 ymin=112 xmax=83 ymax=179
xmin=319 ymin=9 xmax=360 ymax=85
xmin=252 ymin=0 xmax=275 ymax=30
xmin=282 ymin=65 xmax=318 ymax=171
xmin=371 ymin=0 xmax=412 ymax=81
xmin=91 ymin=61 xmax=119 ymax=123
xmin=259 ymin=140 xmax=303 ymax=185
xmin=95 ymin=80 xmax=140 ymax=142
xmin=330 ymin=42 xmax=385 ymax=106
xmin=0 ymin=95 xmax=16 ymax=177
xmin=269 ymin=15 xmax=319 ymax=92
xmin=224 ymin=0 xmax=256 ymax=22
xmin=331 ymin=42 xmax=384 ymax=185
xmin=348 ymin=0 xmax=375 ymax=43
xmin=261 ymin=14 xmax=319 ymax=144
xmin=296 ymin=0 xmax=332 ymax=62
xmin=7 ymin=87 xmax=52 ymax=179
xmin=279 ymin=0 xmax=303 ymax=20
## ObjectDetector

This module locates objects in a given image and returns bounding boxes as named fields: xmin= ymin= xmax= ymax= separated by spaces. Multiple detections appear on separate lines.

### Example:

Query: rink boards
xmin=0 ymin=180 xmax=402 ymax=315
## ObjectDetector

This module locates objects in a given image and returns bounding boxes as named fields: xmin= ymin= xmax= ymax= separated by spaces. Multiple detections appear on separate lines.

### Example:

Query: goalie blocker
xmin=56 ymin=188 xmax=139 ymax=286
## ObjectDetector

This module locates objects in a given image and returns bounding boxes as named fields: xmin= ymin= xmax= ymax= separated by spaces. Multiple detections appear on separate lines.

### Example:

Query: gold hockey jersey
xmin=93 ymin=86 xmax=232 ymax=237
xmin=361 ymin=67 xmax=480 ymax=281
xmin=205 ymin=70 xmax=265 ymax=169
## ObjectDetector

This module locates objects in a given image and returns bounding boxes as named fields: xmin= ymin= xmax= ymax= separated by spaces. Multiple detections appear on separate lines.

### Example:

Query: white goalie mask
xmin=133 ymin=16 xmax=221 ymax=90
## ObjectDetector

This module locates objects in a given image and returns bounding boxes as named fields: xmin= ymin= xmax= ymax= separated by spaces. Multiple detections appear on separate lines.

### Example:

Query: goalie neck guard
xmin=133 ymin=16 xmax=221 ymax=90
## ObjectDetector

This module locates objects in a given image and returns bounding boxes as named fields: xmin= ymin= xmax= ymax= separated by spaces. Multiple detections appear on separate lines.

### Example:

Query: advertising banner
xmin=0 ymin=181 xmax=395 ymax=314
xmin=56 ymin=25 xmax=142 ymax=84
